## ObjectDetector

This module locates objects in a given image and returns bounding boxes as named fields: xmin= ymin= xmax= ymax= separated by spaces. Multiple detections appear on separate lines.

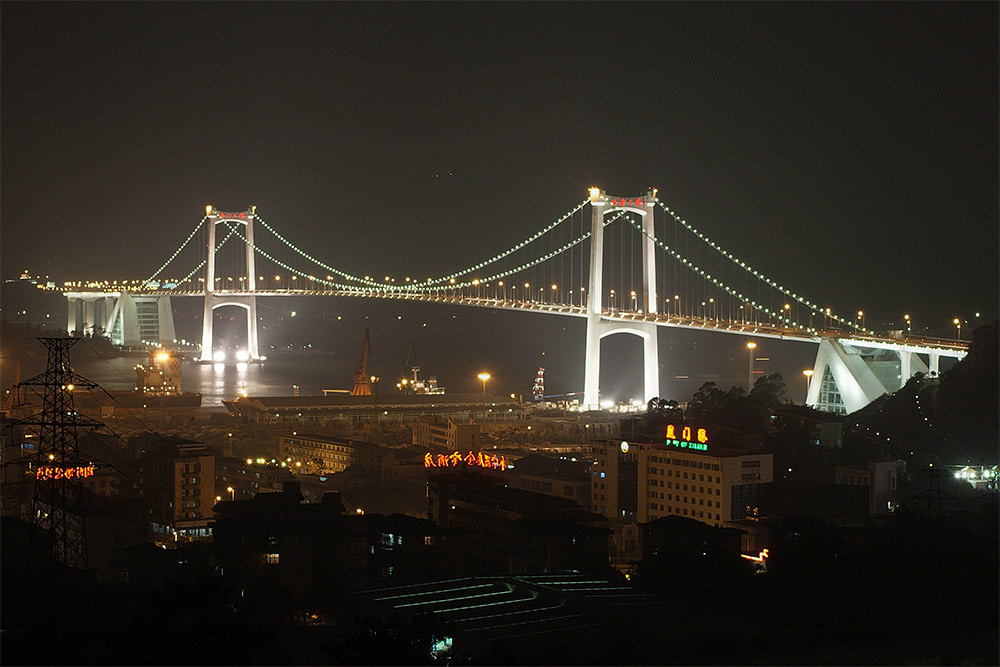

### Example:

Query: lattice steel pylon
xmin=17 ymin=338 xmax=104 ymax=572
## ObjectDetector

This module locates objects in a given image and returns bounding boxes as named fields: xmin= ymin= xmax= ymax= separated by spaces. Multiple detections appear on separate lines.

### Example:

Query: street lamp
xmin=227 ymin=486 xmax=235 ymax=501
xmin=904 ymin=313 xmax=911 ymax=335
xmin=802 ymin=369 xmax=814 ymax=405
xmin=857 ymin=310 xmax=865 ymax=332
xmin=478 ymin=372 xmax=491 ymax=421
xmin=746 ymin=342 xmax=757 ymax=392
xmin=228 ymin=432 xmax=233 ymax=457
xmin=953 ymin=318 xmax=961 ymax=341
xmin=370 ymin=375 xmax=380 ymax=414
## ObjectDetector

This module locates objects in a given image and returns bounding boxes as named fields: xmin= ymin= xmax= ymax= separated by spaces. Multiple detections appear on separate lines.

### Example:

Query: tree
xmin=749 ymin=373 xmax=786 ymax=408
xmin=646 ymin=397 xmax=683 ymax=419
xmin=687 ymin=382 xmax=728 ymax=422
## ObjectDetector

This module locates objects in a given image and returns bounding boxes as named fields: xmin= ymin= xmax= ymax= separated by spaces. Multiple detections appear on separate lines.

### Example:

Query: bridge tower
xmin=583 ymin=187 xmax=660 ymax=410
xmin=199 ymin=206 xmax=260 ymax=362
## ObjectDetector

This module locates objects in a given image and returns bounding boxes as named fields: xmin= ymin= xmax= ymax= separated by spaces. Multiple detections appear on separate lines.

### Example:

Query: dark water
xmin=67 ymin=354 xmax=346 ymax=410
xmin=64 ymin=338 xmax=820 ymax=411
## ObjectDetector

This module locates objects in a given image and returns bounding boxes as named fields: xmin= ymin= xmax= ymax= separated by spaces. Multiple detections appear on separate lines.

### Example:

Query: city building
xmin=138 ymin=433 xmax=216 ymax=540
xmin=411 ymin=417 xmax=483 ymax=450
xmin=503 ymin=452 xmax=591 ymax=505
xmin=428 ymin=470 xmax=610 ymax=575
xmin=224 ymin=392 xmax=523 ymax=424
xmin=211 ymin=484 xmax=446 ymax=604
xmin=379 ymin=448 xmax=428 ymax=485
xmin=590 ymin=425 xmax=774 ymax=527
xmin=836 ymin=460 xmax=899 ymax=515
xmin=279 ymin=433 xmax=356 ymax=474
xmin=639 ymin=515 xmax=743 ymax=578
xmin=216 ymin=456 xmax=295 ymax=502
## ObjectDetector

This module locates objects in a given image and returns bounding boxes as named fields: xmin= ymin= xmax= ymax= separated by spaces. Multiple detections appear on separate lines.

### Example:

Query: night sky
xmin=2 ymin=3 xmax=997 ymax=397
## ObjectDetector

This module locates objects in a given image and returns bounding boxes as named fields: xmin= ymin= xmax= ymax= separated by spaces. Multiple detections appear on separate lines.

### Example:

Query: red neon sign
xmin=610 ymin=198 xmax=645 ymax=207
xmin=35 ymin=465 xmax=95 ymax=480
xmin=216 ymin=211 xmax=248 ymax=219
xmin=424 ymin=451 xmax=507 ymax=471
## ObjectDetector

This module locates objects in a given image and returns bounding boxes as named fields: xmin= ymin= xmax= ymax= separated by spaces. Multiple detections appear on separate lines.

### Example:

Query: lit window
xmin=265 ymin=553 xmax=279 ymax=565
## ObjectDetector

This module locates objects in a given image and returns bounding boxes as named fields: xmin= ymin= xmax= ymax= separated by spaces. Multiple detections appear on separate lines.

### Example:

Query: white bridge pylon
xmin=583 ymin=187 xmax=659 ymax=409
xmin=806 ymin=337 xmax=966 ymax=413
xmin=199 ymin=206 xmax=261 ymax=362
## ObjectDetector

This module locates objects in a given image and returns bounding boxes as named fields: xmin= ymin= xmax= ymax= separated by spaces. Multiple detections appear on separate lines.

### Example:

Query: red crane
xmin=350 ymin=328 xmax=373 ymax=396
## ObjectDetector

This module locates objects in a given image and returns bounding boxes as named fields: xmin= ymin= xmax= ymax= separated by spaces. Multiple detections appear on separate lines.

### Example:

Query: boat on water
xmin=78 ymin=349 xmax=202 ymax=415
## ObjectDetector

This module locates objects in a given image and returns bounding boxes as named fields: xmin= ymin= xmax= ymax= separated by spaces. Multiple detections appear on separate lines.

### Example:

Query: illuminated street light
xmin=953 ymin=318 xmax=961 ymax=341
xmin=802 ymin=369 xmax=814 ymax=405
xmin=370 ymin=375 xmax=380 ymax=414
xmin=478 ymin=372 xmax=491 ymax=421
xmin=227 ymin=486 xmax=235 ymax=501
xmin=746 ymin=342 xmax=757 ymax=392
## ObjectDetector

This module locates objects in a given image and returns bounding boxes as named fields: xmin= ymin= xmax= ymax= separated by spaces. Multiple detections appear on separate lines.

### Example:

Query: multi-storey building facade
xmin=590 ymin=425 xmax=773 ymax=528
xmin=279 ymin=434 xmax=355 ymax=474
xmin=140 ymin=435 xmax=216 ymax=539
xmin=412 ymin=418 xmax=482 ymax=451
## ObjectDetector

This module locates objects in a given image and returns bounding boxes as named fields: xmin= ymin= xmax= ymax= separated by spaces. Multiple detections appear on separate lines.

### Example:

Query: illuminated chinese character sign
xmin=424 ymin=451 xmax=507 ymax=471
xmin=665 ymin=425 xmax=709 ymax=451
xmin=609 ymin=197 xmax=645 ymax=207
xmin=34 ymin=465 xmax=95 ymax=480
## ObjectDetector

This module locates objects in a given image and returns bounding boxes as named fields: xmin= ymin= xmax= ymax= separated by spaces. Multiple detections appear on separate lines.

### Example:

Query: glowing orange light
xmin=424 ymin=451 xmax=507 ymax=471
xmin=35 ymin=465 xmax=95 ymax=481
xmin=740 ymin=548 xmax=770 ymax=563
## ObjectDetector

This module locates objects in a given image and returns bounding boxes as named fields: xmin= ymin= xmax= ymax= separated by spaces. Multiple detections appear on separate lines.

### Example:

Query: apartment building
xmin=590 ymin=425 xmax=773 ymax=527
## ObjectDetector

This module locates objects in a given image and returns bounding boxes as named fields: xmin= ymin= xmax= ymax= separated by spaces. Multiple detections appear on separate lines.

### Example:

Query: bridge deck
xmin=60 ymin=288 xmax=967 ymax=354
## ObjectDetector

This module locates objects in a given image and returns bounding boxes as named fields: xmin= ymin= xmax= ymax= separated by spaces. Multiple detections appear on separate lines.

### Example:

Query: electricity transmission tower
xmin=16 ymin=338 xmax=104 ymax=572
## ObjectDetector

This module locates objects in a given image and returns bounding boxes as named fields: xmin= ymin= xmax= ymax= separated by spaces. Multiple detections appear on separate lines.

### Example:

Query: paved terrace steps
xmin=354 ymin=573 xmax=685 ymax=649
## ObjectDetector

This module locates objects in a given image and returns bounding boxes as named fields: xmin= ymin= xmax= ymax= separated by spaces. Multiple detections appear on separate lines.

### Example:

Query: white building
xmin=590 ymin=427 xmax=773 ymax=527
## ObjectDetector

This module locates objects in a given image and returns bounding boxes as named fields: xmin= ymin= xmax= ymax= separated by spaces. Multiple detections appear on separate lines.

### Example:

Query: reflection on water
xmin=73 ymin=353 xmax=346 ymax=410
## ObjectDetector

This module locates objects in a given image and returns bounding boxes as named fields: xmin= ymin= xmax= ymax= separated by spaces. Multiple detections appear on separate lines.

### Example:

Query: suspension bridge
xmin=59 ymin=187 xmax=967 ymax=414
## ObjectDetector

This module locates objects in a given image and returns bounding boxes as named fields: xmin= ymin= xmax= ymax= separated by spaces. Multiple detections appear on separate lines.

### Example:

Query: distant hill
xmin=851 ymin=322 xmax=998 ymax=464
